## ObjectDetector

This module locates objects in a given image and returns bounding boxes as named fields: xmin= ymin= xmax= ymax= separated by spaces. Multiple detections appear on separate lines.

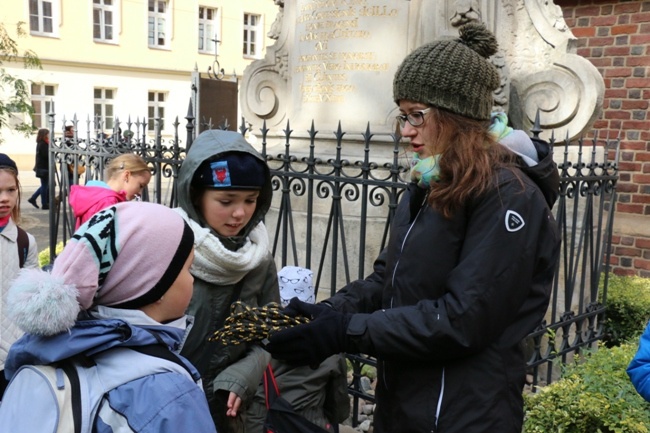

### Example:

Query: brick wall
xmin=556 ymin=0 xmax=650 ymax=277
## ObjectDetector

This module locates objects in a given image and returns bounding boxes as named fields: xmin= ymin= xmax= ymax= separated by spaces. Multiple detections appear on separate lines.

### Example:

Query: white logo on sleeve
xmin=505 ymin=210 xmax=525 ymax=232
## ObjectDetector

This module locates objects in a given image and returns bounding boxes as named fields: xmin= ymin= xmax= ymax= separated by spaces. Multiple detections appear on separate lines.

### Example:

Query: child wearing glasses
xmin=265 ymin=22 xmax=560 ymax=433
xmin=174 ymin=129 xmax=280 ymax=433
xmin=69 ymin=153 xmax=151 ymax=229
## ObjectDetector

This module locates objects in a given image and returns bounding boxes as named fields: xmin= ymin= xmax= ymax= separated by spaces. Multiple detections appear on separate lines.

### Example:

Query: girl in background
xmin=69 ymin=153 xmax=151 ymax=229
xmin=0 ymin=153 xmax=38 ymax=373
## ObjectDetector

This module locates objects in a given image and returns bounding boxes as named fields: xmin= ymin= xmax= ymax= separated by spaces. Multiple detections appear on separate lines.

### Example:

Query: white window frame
xmin=28 ymin=0 xmax=60 ymax=37
xmin=94 ymin=88 xmax=115 ymax=131
xmin=148 ymin=0 xmax=170 ymax=49
xmin=93 ymin=0 xmax=119 ymax=43
xmin=198 ymin=6 xmax=220 ymax=54
xmin=31 ymin=83 xmax=56 ymax=129
xmin=243 ymin=13 xmax=263 ymax=59
xmin=147 ymin=91 xmax=166 ymax=131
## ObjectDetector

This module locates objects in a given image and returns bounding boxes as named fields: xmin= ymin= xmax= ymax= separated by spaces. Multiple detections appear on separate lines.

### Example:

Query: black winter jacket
xmin=326 ymin=140 xmax=560 ymax=433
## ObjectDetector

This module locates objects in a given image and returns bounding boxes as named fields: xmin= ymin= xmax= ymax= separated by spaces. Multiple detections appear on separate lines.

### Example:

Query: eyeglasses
xmin=395 ymin=108 xmax=432 ymax=128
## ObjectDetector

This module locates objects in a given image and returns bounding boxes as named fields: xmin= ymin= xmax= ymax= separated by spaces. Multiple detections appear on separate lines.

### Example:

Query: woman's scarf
xmin=410 ymin=154 xmax=441 ymax=189
xmin=175 ymin=208 xmax=269 ymax=285
xmin=410 ymin=111 xmax=515 ymax=189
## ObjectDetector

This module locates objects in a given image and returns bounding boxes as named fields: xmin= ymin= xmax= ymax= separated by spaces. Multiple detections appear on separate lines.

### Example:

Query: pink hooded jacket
xmin=69 ymin=183 xmax=127 ymax=229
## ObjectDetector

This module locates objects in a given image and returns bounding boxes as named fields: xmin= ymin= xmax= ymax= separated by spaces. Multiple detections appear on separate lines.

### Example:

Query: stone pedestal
xmin=240 ymin=0 xmax=604 ymax=142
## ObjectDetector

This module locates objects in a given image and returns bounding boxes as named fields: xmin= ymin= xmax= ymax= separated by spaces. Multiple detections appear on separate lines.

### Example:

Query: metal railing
xmin=46 ymin=110 xmax=620 ymax=425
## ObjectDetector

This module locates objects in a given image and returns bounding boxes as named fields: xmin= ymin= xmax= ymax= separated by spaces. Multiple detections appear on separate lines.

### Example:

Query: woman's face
xmin=199 ymin=189 xmax=259 ymax=237
xmin=398 ymin=100 xmax=436 ymax=158
xmin=122 ymin=171 xmax=151 ymax=200
xmin=0 ymin=170 xmax=18 ymax=219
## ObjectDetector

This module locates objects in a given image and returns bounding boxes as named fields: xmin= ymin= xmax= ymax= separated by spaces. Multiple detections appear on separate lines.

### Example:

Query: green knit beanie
xmin=393 ymin=22 xmax=499 ymax=121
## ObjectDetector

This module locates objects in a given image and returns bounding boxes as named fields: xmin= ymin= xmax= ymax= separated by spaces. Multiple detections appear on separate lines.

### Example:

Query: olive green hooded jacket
xmin=175 ymin=130 xmax=279 ymax=432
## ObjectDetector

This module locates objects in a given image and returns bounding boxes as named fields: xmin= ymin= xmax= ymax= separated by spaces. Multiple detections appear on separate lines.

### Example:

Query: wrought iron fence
xmin=45 ymin=110 xmax=620 ymax=426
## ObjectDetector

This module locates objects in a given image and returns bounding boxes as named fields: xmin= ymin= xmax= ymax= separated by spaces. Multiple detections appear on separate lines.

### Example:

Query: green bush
xmin=524 ymin=342 xmax=650 ymax=433
xmin=601 ymin=275 xmax=650 ymax=346
xmin=38 ymin=242 xmax=64 ymax=268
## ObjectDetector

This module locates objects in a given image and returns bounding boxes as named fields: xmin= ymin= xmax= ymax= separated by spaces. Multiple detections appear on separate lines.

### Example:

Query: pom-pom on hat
xmin=393 ymin=21 xmax=500 ymax=121
xmin=0 ymin=153 xmax=18 ymax=172
xmin=7 ymin=201 xmax=194 ymax=336
xmin=192 ymin=152 xmax=266 ymax=190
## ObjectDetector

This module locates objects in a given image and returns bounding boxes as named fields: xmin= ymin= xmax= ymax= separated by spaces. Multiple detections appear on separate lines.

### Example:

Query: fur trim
xmin=7 ymin=268 xmax=80 ymax=336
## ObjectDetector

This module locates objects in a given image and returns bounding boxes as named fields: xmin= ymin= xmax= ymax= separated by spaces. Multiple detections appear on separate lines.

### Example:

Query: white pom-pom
xmin=7 ymin=268 xmax=80 ymax=336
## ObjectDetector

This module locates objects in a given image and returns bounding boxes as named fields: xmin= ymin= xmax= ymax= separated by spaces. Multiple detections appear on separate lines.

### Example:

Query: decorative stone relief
xmin=240 ymin=0 xmax=604 ymax=140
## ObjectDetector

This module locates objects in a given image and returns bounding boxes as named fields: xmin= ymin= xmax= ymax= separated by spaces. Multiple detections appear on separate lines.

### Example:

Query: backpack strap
xmin=16 ymin=226 xmax=29 ymax=269
xmin=129 ymin=344 xmax=195 ymax=379
xmin=59 ymin=361 xmax=82 ymax=433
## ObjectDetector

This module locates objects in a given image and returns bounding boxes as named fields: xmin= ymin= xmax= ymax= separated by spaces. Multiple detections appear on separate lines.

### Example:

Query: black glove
xmin=266 ymin=298 xmax=351 ymax=366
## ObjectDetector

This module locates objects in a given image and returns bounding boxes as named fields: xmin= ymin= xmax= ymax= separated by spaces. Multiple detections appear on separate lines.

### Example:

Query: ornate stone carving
xmin=240 ymin=0 xmax=604 ymax=140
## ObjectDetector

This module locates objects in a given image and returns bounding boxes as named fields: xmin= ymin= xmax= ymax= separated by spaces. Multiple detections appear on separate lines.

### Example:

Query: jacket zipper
xmin=383 ymin=192 xmax=429 ymax=391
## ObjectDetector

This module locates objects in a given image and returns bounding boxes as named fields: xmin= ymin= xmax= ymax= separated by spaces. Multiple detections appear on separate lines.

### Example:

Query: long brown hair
xmin=427 ymin=108 xmax=520 ymax=218
xmin=36 ymin=128 xmax=49 ymax=143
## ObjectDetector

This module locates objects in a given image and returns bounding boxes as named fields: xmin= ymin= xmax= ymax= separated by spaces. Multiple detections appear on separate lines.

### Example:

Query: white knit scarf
xmin=174 ymin=208 xmax=270 ymax=285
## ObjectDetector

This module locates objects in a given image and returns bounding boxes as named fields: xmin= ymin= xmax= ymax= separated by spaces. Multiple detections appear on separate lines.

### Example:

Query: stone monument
xmin=240 ymin=0 xmax=604 ymax=141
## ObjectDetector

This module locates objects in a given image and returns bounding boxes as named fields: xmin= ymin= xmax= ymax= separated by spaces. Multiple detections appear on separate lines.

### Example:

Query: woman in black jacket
xmin=266 ymin=22 xmax=561 ymax=433
xmin=28 ymin=128 xmax=50 ymax=209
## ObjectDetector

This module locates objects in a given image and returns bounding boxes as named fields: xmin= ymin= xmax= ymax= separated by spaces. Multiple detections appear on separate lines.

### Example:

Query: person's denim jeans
xmin=30 ymin=176 xmax=49 ymax=208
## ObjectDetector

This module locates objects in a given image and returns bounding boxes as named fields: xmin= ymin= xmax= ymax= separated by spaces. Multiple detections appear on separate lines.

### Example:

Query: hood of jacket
xmin=177 ymin=130 xmax=272 ymax=248
xmin=69 ymin=184 xmax=126 ymax=218
xmin=4 ymin=310 xmax=189 ymax=377
xmin=521 ymin=137 xmax=560 ymax=209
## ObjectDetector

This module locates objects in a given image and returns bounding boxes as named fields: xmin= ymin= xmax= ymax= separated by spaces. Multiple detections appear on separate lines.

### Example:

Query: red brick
xmin=637 ymin=238 xmax=650 ymax=249
xmin=617 ymin=183 xmax=640 ymax=193
xmin=631 ymin=34 xmax=650 ymax=44
xmin=618 ymin=203 xmax=645 ymax=213
xmin=622 ymin=100 xmax=650 ymax=109
xmin=605 ymin=89 xmax=627 ymax=98
xmin=633 ymin=258 xmax=650 ymax=270
xmin=623 ymin=141 xmax=646 ymax=151
xmin=604 ymin=46 xmax=631 ymax=56
xmin=612 ymin=24 xmax=639 ymax=35
xmin=632 ymin=194 xmax=650 ymax=204
xmin=572 ymin=27 xmax=596 ymax=38
xmin=592 ymin=15 xmax=619 ymax=26
xmin=591 ymin=58 xmax=613 ymax=68
xmin=612 ymin=235 xmax=622 ymax=244
xmin=623 ymin=236 xmax=636 ymax=246
xmin=577 ymin=5 xmax=604 ymax=16
xmin=615 ymin=268 xmax=639 ymax=276
xmin=619 ymin=161 xmax=643 ymax=172
xmin=638 ymin=153 xmax=650 ymax=162
xmin=627 ymin=78 xmax=650 ymax=88
xmin=622 ymin=120 xmax=650 ymax=129
xmin=614 ymin=3 xmax=642 ymax=14
xmin=589 ymin=37 xmax=616 ymax=47
xmin=631 ymin=12 xmax=650 ymax=24
xmin=633 ymin=173 xmax=650 ymax=183
xmin=616 ymin=246 xmax=642 ymax=256
xmin=604 ymin=67 xmax=633 ymax=77
xmin=627 ymin=56 xmax=650 ymax=67
xmin=605 ymin=111 xmax=631 ymax=120
xmin=610 ymin=256 xmax=620 ymax=266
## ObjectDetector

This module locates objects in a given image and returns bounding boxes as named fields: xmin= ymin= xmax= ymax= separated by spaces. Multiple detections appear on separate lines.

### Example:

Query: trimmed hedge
xmin=523 ymin=342 xmax=650 ymax=433
xmin=601 ymin=275 xmax=650 ymax=347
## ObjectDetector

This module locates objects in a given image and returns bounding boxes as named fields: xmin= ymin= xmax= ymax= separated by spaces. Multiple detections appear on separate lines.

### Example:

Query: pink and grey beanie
xmin=7 ymin=201 xmax=194 ymax=336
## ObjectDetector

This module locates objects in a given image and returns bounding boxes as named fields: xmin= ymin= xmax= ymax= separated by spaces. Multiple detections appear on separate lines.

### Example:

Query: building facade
xmin=1 ymin=0 xmax=280 ymax=167
xmin=556 ymin=0 xmax=650 ymax=277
